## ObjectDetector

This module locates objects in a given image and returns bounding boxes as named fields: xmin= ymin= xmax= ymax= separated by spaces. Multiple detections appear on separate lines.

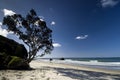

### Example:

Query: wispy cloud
xmin=75 ymin=35 xmax=88 ymax=40
xmin=53 ymin=43 xmax=61 ymax=47
xmin=51 ymin=21 xmax=55 ymax=26
xmin=100 ymin=0 xmax=119 ymax=8
xmin=3 ymin=9 xmax=16 ymax=16
xmin=0 ymin=22 xmax=9 ymax=37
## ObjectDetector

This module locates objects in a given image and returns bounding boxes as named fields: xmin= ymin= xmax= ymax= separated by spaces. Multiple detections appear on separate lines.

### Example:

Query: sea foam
xmin=51 ymin=59 xmax=120 ymax=70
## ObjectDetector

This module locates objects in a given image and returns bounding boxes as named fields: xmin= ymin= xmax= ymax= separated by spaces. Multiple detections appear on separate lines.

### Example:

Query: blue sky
xmin=0 ymin=0 xmax=120 ymax=58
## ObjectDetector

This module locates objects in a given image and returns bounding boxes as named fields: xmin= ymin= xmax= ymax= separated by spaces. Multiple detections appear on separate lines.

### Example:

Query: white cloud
xmin=75 ymin=35 xmax=88 ymax=40
xmin=100 ymin=0 xmax=119 ymax=8
xmin=53 ymin=43 xmax=61 ymax=47
xmin=0 ymin=22 xmax=9 ymax=37
xmin=51 ymin=21 xmax=55 ymax=25
xmin=3 ymin=9 xmax=16 ymax=16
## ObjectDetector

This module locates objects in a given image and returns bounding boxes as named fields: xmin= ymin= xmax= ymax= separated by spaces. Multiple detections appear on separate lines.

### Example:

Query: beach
xmin=0 ymin=60 xmax=120 ymax=80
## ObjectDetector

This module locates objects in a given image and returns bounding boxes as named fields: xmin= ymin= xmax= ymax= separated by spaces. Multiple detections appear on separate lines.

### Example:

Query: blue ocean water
xmin=64 ymin=57 xmax=120 ymax=70
xmin=40 ymin=57 xmax=120 ymax=70
xmin=69 ymin=57 xmax=120 ymax=62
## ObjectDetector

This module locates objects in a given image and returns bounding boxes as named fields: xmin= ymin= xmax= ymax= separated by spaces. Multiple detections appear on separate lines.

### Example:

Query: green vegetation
xmin=0 ymin=9 xmax=53 ymax=69
xmin=8 ymin=56 xmax=21 ymax=68
xmin=3 ymin=9 xmax=53 ymax=63
xmin=0 ymin=36 xmax=29 ymax=70
xmin=7 ymin=56 xmax=29 ymax=70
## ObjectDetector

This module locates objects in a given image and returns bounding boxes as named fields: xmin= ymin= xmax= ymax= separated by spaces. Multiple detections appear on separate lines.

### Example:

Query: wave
xmin=63 ymin=59 xmax=120 ymax=66
xmin=50 ymin=59 xmax=120 ymax=70
xmin=89 ymin=60 xmax=98 ymax=62
xmin=38 ymin=58 xmax=120 ymax=70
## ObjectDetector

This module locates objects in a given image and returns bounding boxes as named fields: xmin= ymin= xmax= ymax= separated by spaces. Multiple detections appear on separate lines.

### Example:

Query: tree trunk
xmin=27 ymin=49 xmax=37 ymax=63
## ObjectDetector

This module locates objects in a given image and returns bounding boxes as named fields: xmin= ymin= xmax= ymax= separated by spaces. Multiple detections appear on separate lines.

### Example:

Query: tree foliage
xmin=3 ymin=9 xmax=53 ymax=63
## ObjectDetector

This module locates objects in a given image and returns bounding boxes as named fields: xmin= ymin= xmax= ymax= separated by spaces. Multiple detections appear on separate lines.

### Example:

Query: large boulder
xmin=0 ymin=35 xmax=30 ymax=70
xmin=8 ymin=56 xmax=30 ymax=70
xmin=0 ymin=52 xmax=7 ymax=69
xmin=0 ymin=52 xmax=30 ymax=70
xmin=0 ymin=35 xmax=28 ymax=59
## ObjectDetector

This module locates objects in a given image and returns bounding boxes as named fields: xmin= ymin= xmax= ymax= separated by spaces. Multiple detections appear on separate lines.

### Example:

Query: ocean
xmin=39 ymin=57 xmax=120 ymax=70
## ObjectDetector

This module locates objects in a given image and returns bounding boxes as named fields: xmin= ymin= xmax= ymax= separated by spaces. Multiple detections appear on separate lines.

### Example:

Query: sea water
xmin=40 ymin=57 xmax=120 ymax=70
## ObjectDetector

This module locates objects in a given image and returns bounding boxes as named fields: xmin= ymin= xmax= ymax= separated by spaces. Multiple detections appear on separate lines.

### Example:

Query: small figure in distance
xmin=49 ymin=58 xmax=53 ymax=62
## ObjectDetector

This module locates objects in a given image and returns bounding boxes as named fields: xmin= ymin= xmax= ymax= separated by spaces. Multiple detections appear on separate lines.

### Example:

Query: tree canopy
xmin=3 ymin=9 xmax=53 ymax=63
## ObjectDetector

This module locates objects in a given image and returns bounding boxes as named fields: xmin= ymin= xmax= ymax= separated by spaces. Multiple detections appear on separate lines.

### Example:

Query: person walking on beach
xmin=49 ymin=58 xmax=53 ymax=62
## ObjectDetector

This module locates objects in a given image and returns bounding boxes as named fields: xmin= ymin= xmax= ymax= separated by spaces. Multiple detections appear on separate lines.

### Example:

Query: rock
xmin=0 ymin=35 xmax=30 ymax=70
xmin=0 ymin=35 xmax=28 ymax=59
xmin=59 ymin=57 xmax=65 ymax=60
xmin=0 ymin=53 xmax=6 ymax=69
xmin=0 ymin=52 xmax=30 ymax=70
xmin=8 ymin=56 xmax=30 ymax=70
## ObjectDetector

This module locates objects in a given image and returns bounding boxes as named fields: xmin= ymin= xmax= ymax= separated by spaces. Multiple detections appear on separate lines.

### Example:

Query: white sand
xmin=0 ymin=60 xmax=120 ymax=80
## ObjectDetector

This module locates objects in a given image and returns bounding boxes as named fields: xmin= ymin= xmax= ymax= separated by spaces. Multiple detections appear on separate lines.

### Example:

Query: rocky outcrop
xmin=59 ymin=57 xmax=65 ymax=60
xmin=0 ymin=35 xmax=29 ymax=70
xmin=0 ymin=35 xmax=28 ymax=59
xmin=8 ymin=56 xmax=29 ymax=70
xmin=0 ymin=52 xmax=30 ymax=70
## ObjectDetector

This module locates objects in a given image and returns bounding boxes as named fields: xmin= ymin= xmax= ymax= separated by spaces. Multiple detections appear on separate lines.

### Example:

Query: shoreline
xmin=0 ymin=60 xmax=120 ymax=80
xmin=31 ymin=60 xmax=120 ymax=75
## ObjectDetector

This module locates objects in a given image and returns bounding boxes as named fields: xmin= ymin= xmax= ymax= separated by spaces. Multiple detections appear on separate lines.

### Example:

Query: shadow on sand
xmin=42 ymin=66 xmax=120 ymax=80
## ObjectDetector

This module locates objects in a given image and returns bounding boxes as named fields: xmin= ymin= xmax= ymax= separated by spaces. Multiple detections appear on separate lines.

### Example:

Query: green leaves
xmin=2 ymin=9 xmax=53 ymax=62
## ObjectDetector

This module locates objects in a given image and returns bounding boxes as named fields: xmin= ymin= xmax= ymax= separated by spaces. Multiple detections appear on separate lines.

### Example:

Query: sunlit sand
xmin=0 ymin=60 xmax=120 ymax=80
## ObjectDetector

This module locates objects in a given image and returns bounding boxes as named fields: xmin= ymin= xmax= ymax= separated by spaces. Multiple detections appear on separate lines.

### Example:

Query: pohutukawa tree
xmin=3 ymin=9 xmax=53 ymax=63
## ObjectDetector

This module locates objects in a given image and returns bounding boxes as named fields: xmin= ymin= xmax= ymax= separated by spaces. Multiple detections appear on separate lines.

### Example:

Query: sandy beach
xmin=0 ymin=60 xmax=120 ymax=80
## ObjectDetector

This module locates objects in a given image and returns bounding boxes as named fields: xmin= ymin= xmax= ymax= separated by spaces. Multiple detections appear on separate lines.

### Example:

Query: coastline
xmin=0 ymin=60 xmax=120 ymax=80
xmin=34 ymin=60 xmax=120 ymax=75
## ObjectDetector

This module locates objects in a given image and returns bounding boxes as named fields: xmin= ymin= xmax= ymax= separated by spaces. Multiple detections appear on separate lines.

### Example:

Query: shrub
xmin=7 ymin=56 xmax=30 ymax=69
xmin=8 ymin=56 xmax=21 ymax=68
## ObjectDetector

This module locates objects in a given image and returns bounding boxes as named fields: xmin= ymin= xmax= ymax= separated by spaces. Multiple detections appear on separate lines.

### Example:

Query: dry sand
xmin=0 ymin=60 xmax=120 ymax=80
